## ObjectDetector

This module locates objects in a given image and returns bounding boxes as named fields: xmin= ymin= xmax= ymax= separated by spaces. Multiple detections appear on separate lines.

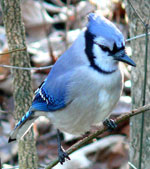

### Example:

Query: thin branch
xmin=0 ymin=47 xmax=27 ymax=55
xmin=45 ymin=104 xmax=150 ymax=169
xmin=128 ymin=162 xmax=138 ymax=169
xmin=125 ymin=32 xmax=150 ymax=42
xmin=0 ymin=64 xmax=53 ymax=70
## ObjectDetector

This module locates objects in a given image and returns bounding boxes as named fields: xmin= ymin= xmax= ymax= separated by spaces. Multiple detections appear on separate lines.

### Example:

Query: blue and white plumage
xmin=9 ymin=13 xmax=135 ymax=143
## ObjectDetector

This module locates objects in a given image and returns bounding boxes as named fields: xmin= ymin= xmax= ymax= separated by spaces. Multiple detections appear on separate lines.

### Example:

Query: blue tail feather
xmin=15 ymin=111 xmax=34 ymax=129
xmin=8 ymin=110 xmax=36 ymax=142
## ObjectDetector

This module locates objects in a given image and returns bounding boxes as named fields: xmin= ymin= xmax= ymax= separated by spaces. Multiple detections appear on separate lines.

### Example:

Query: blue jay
xmin=8 ymin=13 xmax=136 ymax=164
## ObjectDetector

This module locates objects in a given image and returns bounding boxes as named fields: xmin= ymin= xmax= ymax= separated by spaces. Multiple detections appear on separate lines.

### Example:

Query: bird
xmin=8 ymin=13 xmax=136 ymax=164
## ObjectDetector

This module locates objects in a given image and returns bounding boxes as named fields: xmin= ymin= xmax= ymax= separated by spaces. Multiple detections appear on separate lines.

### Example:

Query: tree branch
xmin=45 ymin=104 xmax=150 ymax=169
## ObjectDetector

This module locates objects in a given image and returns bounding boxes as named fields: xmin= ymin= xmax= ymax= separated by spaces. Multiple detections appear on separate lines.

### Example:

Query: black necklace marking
xmin=84 ymin=30 xmax=116 ymax=74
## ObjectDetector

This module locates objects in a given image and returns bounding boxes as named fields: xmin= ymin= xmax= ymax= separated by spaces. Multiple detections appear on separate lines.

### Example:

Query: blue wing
xmin=31 ymin=69 xmax=73 ymax=112
xmin=31 ymin=86 xmax=66 ymax=111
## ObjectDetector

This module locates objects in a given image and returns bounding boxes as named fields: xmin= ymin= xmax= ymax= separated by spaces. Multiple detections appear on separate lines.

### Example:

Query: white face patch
xmin=94 ymin=36 xmax=114 ymax=51
xmin=92 ymin=43 xmax=118 ymax=72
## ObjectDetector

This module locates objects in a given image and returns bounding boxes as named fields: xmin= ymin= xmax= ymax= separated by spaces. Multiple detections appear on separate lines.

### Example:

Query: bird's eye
xmin=99 ymin=45 xmax=110 ymax=52
xmin=94 ymin=42 xmax=111 ymax=52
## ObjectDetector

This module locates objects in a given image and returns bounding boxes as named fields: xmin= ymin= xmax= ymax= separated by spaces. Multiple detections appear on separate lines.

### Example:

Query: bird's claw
xmin=58 ymin=147 xmax=70 ymax=165
xmin=103 ymin=119 xmax=117 ymax=131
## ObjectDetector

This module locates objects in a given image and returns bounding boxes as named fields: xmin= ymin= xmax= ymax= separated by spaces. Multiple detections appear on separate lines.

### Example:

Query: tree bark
xmin=124 ymin=0 xmax=150 ymax=168
xmin=1 ymin=0 xmax=38 ymax=168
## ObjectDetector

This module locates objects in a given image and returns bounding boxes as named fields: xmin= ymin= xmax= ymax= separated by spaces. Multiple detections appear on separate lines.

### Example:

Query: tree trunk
xmin=1 ymin=0 xmax=38 ymax=168
xmin=124 ymin=0 xmax=150 ymax=168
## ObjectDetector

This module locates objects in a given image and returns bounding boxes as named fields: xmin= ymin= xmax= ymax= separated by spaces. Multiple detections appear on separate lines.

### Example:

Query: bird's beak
xmin=114 ymin=50 xmax=136 ymax=67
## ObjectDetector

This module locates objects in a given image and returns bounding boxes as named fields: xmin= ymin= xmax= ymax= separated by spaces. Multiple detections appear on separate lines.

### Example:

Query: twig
xmin=0 ymin=47 xmax=27 ymax=55
xmin=45 ymin=104 xmax=150 ymax=169
xmin=125 ymin=32 xmax=150 ymax=42
xmin=0 ymin=64 xmax=53 ymax=70
xmin=128 ymin=162 xmax=138 ymax=169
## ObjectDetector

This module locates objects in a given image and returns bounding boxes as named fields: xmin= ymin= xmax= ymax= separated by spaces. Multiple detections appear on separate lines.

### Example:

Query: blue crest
xmin=87 ymin=13 xmax=125 ymax=47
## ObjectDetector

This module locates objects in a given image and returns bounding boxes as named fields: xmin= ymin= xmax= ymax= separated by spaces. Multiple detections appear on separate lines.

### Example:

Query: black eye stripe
xmin=94 ymin=42 xmax=125 ymax=55
xmin=94 ymin=42 xmax=111 ymax=52
xmin=99 ymin=44 xmax=110 ymax=52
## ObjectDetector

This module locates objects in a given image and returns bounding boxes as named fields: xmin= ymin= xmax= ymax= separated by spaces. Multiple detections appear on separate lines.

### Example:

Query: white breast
xmin=48 ymin=66 xmax=123 ymax=135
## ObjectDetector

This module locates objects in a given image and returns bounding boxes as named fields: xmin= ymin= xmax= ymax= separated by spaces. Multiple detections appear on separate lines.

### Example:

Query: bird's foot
xmin=58 ymin=146 xmax=70 ymax=165
xmin=103 ymin=119 xmax=117 ymax=131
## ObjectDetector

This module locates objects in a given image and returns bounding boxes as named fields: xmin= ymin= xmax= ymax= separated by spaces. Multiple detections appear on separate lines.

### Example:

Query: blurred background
xmin=0 ymin=0 xmax=149 ymax=169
